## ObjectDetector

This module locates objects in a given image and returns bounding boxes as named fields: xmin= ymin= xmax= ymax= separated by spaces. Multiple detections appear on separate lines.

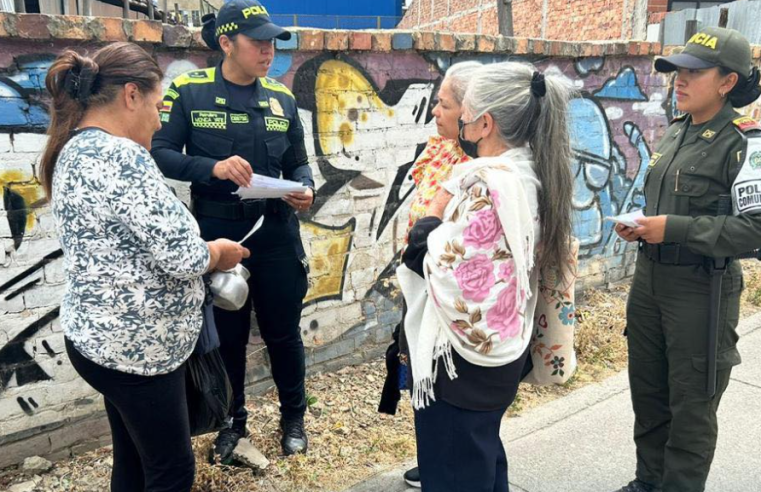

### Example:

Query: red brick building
xmin=398 ymin=0 xmax=730 ymax=41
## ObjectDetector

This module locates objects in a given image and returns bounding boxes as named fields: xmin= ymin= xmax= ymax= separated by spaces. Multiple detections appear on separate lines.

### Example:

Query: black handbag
xmin=186 ymin=276 xmax=232 ymax=436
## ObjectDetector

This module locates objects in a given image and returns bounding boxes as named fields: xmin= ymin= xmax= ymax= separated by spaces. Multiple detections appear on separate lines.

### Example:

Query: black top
xmin=402 ymin=217 xmax=528 ymax=412
xmin=224 ymin=78 xmax=258 ymax=110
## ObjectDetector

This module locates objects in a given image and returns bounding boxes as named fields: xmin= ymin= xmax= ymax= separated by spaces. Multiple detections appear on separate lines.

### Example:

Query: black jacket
xmin=150 ymin=62 xmax=314 ymax=260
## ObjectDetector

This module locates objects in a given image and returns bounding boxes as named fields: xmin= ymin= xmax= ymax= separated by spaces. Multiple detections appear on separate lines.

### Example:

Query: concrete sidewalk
xmin=349 ymin=312 xmax=761 ymax=492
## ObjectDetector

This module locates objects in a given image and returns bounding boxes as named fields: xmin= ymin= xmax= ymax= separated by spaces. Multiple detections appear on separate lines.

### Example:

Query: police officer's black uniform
xmin=151 ymin=0 xmax=313 ymax=458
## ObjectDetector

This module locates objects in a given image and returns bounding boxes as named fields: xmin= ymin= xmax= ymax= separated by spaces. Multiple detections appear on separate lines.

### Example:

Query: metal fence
xmin=662 ymin=0 xmax=761 ymax=46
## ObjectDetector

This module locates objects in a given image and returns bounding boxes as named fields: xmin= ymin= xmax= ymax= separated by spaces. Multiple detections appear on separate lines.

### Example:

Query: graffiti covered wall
xmin=0 ymin=18 xmax=709 ymax=465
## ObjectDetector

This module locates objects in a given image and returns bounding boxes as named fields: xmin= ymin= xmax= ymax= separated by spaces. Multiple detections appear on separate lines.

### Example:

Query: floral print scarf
xmin=407 ymin=136 xmax=471 ymax=240
xmin=397 ymin=146 xmax=541 ymax=409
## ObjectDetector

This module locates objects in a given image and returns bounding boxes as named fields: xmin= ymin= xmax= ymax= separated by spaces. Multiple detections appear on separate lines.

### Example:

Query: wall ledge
xmin=0 ymin=13 xmax=668 ymax=56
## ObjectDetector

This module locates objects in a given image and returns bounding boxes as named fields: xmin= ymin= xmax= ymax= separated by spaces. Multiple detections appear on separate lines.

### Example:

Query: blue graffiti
xmin=593 ymin=66 xmax=648 ymax=101
xmin=269 ymin=53 xmax=293 ymax=79
xmin=0 ymin=55 xmax=54 ymax=131
xmin=569 ymin=97 xmax=650 ymax=257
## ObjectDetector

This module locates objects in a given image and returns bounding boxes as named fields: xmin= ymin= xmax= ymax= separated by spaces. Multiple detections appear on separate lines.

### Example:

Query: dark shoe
xmin=614 ymin=479 xmax=662 ymax=492
xmin=403 ymin=466 xmax=421 ymax=488
xmin=280 ymin=416 xmax=308 ymax=455
xmin=213 ymin=427 xmax=246 ymax=465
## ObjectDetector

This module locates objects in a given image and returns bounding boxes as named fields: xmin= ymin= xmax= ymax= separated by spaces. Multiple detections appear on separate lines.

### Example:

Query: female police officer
xmin=151 ymin=0 xmax=314 ymax=460
xmin=615 ymin=27 xmax=761 ymax=492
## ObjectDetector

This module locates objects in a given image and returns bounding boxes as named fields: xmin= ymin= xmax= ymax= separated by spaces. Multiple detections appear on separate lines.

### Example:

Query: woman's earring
xmin=720 ymin=90 xmax=727 ymax=98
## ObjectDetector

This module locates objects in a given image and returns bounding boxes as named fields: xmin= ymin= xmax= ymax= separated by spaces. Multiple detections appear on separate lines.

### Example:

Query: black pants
xmin=415 ymin=399 xmax=510 ymax=492
xmin=65 ymin=338 xmax=194 ymax=492
xmin=199 ymin=210 xmax=309 ymax=428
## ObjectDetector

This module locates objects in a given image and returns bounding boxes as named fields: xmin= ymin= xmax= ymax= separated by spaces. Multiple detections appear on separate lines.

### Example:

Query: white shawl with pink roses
xmin=397 ymin=146 xmax=541 ymax=410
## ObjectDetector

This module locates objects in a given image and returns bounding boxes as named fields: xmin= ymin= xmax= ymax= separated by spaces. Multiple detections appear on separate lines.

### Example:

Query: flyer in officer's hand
xmin=234 ymin=174 xmax=308 ymax=199
xmin=605 ymin=210 xmax=644 ymax=228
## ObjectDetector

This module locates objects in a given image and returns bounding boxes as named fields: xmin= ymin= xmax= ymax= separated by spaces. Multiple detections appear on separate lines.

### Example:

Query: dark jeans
xmin=414 ymin=399 xmax=510 ymax=492
xmin=65 ymin=338 xmax=194 ymax=492
xmin=199 ymin=215 xmax=309 ymax=428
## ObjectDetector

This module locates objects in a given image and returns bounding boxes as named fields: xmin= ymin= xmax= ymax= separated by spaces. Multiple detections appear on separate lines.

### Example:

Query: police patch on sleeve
xmin=732 ymin=138 xmax=761 ymax=215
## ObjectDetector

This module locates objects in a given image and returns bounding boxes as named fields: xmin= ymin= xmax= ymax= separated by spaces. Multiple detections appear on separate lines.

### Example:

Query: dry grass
xmin=5 ymin=260 xmax=761 ymax=492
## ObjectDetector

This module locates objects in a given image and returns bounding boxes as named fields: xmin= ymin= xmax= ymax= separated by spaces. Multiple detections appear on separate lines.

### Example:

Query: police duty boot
xmin=280 ymin=416 xmax=308 ymax=455
xmin=613 ymin=479 xmax=662 ymax=492
xmin=213 ymin=426 xmax=247 ymax=465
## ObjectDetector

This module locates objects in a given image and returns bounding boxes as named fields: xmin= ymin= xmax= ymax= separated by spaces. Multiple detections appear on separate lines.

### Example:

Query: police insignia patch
xmin=733 ymin=116 xmax=761 ymax=133
xmin=751 ymin=151 xmax=761 ymax=170
xmin=732 ymin=139 xmax=761 ymax=215
xmin=701 ymin=129 xmax=716 ymax=139
xmin=269 ymin=97 xmax=285 ymax=117
xmin=265 ymin=117 xmax=289 ymax=132
xmin=649 ymin=152 xmax=662 ymax=168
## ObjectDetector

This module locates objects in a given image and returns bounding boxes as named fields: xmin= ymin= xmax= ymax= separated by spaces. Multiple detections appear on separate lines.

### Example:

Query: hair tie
xmin=63 ymin=63 xmax=98 ymax=103
xmin=77 ymin=64 xmax=97 ymax=103
xmin=531 ymin=71 xmax=547 ymax=98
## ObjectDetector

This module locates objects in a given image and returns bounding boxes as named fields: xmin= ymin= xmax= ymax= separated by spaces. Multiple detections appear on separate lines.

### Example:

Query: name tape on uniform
xmin=732 ymin=138 xmax=761 ymax=215
xmin=191 ymin=111 xmax=227 ymax=130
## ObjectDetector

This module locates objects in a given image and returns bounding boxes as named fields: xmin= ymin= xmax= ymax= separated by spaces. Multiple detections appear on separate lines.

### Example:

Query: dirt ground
xmin=3 ymin=260 xmax=761 ymax=492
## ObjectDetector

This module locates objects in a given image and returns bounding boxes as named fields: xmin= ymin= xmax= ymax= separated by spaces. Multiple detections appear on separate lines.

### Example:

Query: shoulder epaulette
xmin=733 ymin=116 xmax=761 ymax=133
xmin=172 ymin=67 xmax=216 ymax=88
xmin=260 ymin=77 xmax=294 ymax=99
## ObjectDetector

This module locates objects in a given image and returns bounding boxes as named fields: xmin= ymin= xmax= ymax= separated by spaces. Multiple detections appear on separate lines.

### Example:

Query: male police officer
xmin=151 ymin=0 xmax=314 ymax=459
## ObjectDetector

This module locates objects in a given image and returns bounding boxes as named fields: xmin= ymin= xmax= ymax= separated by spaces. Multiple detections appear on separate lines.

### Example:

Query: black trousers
xmin=199 ymin=211 xmax=309 ymax=428
xmin=65 ymin=338 xmax=195 ymax=492
xmin=414 ymin=399 xmax=510 ymax=492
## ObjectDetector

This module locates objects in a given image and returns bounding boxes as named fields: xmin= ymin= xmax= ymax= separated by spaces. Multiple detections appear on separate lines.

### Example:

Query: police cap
xmin=655 ymin=26 xmax=751 ymax=78
xmin=212 ymin=0 xmax=291 ymax=42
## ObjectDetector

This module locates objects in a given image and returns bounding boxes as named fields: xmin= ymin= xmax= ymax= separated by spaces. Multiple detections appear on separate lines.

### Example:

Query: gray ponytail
xmin=463 ymin=61 xmax=575 ymax=270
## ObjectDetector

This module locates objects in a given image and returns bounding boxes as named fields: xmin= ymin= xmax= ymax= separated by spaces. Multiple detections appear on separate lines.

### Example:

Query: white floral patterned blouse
xmin=52 ymin=128 xmax=210 ymax=376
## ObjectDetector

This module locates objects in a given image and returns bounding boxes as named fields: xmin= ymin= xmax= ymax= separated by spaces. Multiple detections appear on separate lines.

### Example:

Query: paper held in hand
xmin=233 ymin=174 xmax=308 ymax=199
xmin=605 ymin=210 xmax=644 ymax=228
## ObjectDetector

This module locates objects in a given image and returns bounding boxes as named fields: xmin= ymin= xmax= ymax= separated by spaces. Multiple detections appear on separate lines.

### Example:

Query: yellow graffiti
xmin=302 ymin=220 xmax=355 ymax=304
xmin=315 ymin=60 xmax=396 ymax=155
xmin=0 ymin=170 xmax=43 ymax=232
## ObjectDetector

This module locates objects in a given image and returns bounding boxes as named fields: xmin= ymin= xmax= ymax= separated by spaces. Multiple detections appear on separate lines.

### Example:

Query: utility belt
xmin=639 ymin=241 xmax=707 ymax=266
xmin=193 ymin=196 xmax=291 ymax=221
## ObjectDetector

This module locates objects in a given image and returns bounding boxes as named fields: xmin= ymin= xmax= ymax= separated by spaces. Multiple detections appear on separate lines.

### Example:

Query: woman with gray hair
xmin=378 ymin=60 xmax=481 ymax=489
xmin=398 ymin=61 xmax=574 ymax=491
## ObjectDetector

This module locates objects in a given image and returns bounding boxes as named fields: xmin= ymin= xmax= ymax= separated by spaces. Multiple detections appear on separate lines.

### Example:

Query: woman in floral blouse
xmin=398 ymin=62 xmax=574 ymax=491
xmin=40 ymin=43 xmax=248 ymax=491
xmin=378 ymin=61 xmax=481 ymax=489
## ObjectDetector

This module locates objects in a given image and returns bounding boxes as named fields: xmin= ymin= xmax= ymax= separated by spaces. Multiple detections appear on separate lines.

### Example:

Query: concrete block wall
xmin=1 ymin=12 xmax=756 ymax=467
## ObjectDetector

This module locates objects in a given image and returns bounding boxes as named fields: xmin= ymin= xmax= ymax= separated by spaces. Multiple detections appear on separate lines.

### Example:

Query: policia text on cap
xmin=613 ymin=27 xmax=761 ymax=492
xmin=150 ymin=0 xmax=313 ymax=460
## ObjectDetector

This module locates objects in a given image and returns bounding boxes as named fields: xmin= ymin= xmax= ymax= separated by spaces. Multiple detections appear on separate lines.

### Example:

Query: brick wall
xmin=4 ymin=12 xmax=756 ymax=467
xmin=398 ymin=0 xmax=499 ymax=34
xmin=400 ymin=0 xmax=651 ymax=40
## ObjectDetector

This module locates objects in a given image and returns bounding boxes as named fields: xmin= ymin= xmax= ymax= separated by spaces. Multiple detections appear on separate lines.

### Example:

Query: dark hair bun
xmin=63 ymin=54 xmax=99 ymax=104
xmin=201 ymin=13 xmax=221 ymax=51
xmin=731 ymin=66 xmax=761 ymax=108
